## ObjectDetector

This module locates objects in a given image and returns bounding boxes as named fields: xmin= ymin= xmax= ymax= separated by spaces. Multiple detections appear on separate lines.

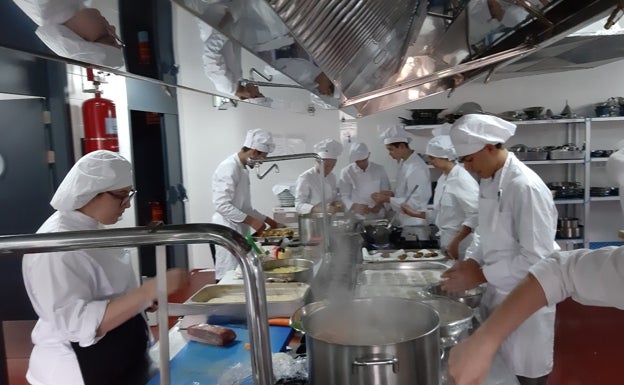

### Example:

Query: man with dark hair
xmin=371 ymin=125 xmax=431 ymax=227
xmin=211 ymin=128 xmax=281 ymax=280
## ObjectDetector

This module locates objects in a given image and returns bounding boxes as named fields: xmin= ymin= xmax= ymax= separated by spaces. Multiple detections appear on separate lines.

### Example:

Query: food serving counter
xmin=147 ymin=255 xmax=519 ymax=385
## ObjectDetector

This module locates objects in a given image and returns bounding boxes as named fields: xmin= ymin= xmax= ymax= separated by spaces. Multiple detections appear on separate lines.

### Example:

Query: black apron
xmin=71 ymin=313 xmax=151 ymax=385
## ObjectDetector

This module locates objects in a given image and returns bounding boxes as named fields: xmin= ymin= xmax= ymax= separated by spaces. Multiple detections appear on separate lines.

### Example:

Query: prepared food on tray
xmin=265 ymin=266 xmax=307 ymax=274
xmin=362 ymin=248 xmax=444 ymax=262
xmin=258 ymin=228 xmax=295 ymax=237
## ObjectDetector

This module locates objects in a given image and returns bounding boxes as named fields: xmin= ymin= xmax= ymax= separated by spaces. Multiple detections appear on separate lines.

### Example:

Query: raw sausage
xmin=185 ymin=324 xmax=237 ymax=346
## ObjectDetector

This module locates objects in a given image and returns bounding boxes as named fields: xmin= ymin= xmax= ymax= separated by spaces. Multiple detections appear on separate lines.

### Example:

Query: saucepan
xmin=357 ymin=220 xmax=403 ymax=246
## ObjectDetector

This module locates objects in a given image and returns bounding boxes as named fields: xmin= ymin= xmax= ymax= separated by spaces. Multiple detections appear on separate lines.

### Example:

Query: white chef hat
xmin=349 ymin=142 xmax=370 ymax=163
xmin=450 ymin=114 xmax=517 ymax=157
xmin=380 ymin=125 xmax=413 ymax=145
xmin=426 ymin=135 xmax=457 ymax=161
xmin=51 ymin=150 xmax=133 ymax=211
xmin=314 ymin=139 xmax=343 ymax=159
xmin=35 ymin=24 xmax=125 ymax=68
xmin=244 ymin=128 xmax=275 ymax=153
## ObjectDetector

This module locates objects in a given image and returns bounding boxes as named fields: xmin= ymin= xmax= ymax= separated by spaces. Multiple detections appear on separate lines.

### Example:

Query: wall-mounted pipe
xmin=248 ymin=153 xmax=329 ymax=255
xmin=256 ymin=163 xmax=279 ymax=179
xmin=0 ymin=224 xmax=274 ymax=385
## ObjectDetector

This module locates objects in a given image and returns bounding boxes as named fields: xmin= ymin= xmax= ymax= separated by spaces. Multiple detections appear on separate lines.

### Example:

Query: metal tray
xmin=355 ymin=284 xmax=429 ymax=300
xmin=184 ymin=283 xmax=309 ymax=318
xmin=355 ymin=261 xmax=449 ymax=287
xmin=362 ymin=247 xmax=446 ymax=262
xmin=548 ymin=150 xmax=584 ymax=160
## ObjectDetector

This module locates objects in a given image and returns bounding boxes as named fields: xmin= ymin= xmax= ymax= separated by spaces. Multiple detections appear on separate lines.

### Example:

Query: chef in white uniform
xmin=448 ymin=147 xmax=624 ymax=385
xmin=338 ymin=142 xmax=391 ymax=219
xmin=441 ymin=114 xmax=558 ymax=385
xmin=371 ymin=125 xmax=432 ymax=226
xmin=212 ymin=128 xmax=280 ymax=280
xmin=295 ymin=138 xmax=343 ymax=214
xmin=22 ymin=150 xmax=188 ymax=385
xmin=13 ymin=0 xmax=124 ymax=67
xmin=400 ymin=133 xmax=479 ymax=259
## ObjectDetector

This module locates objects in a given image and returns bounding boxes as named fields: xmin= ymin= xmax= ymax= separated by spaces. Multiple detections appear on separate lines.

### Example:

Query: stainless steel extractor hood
xmin=180 ymin=0 xmax=623 ymax=116
xmin=269 ymin=0 xmax=622 ymax=116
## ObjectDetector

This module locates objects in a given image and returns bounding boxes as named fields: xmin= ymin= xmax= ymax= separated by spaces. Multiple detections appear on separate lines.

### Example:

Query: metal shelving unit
xmin=406 ymin=117 xmax=624 ymax=249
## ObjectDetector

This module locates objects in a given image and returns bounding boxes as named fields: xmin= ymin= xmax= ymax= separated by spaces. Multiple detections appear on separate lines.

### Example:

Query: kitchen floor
xmin=6 ymin=296 xmax=624 ymax=385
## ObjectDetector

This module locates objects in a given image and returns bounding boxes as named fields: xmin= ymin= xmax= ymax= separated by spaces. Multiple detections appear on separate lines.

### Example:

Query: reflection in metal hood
xmin=265 ymin=0 xmax=620 ymax=116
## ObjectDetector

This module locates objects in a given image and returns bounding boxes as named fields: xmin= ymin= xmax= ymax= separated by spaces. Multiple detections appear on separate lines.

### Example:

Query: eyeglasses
xmin=106 ymin=189 xmax=136 ymax=206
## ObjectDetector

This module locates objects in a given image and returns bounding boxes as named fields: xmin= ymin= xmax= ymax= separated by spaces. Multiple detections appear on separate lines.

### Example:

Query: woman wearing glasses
xmin=22 ymin=150 xmax=189 ymax=385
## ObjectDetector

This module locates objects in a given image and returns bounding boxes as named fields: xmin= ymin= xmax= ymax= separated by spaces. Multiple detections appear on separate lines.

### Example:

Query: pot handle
xmin=352 ymin=357 xmax=399 ymax=373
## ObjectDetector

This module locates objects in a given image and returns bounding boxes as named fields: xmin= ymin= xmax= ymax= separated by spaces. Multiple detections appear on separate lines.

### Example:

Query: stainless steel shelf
xmin=590 ymin=196 xmax=620 ymax=202
xmin=554 ymin=199 xmax=584 ymax=205
xmin=524 ymin=159 xmax=584 ymax=165
xmin=514 ymin=118 xmax=585 ymax=125
xmin=591 ymin=116 xmax=624 ymax=122
xmin=590 ymin=157 xmax=609 ymax=162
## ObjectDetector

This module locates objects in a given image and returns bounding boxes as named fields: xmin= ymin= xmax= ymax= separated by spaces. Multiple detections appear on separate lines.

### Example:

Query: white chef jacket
xmin=295 ymin=167 xmax=338 ymax=214
xmin=469 ymin=152 xmax=558 ymax=377
xmin=339 ymin=161 xmax=391 ymax=219
xmin=531 ymin=246 xmax=624 ymax=309
xmin=12 ymin=0 xmax=124 ymax=68
xmin=212 ymin=153 xmax=264 ymax=279
xmin=22 ymin=210 xmax=138 ymax=385
xmin=389 ymin=151 xmax=432 ymax=226
xmin=199 ymin=22 xmax=241 ymax=95
xmin=425 ymin=165 xmax=478 ymax=258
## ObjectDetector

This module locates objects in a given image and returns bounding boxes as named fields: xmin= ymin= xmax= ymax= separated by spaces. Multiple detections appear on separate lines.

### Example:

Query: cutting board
xmin=147 ymin=326 xmax=293 ymax=385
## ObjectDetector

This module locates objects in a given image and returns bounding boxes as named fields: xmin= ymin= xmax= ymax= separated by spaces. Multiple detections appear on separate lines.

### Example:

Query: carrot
xmin=268 ymin=318 xmax=291 ymax=327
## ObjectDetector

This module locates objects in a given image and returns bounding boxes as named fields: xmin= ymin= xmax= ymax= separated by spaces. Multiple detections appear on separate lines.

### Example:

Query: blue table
xmin=147 ymin=326 xmax=292 ymax=385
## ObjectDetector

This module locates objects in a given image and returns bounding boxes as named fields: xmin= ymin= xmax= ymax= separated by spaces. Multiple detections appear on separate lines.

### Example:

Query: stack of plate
xmin=277 ymin=190 xmax=295 ymax=207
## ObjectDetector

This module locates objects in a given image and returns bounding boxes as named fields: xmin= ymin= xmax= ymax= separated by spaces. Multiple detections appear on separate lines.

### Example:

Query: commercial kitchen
xmin=1 ymin=0 xmax=624 ymax=385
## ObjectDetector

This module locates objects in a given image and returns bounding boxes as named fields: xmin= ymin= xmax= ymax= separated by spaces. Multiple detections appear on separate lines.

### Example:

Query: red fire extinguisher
xmin=82 ymin=69 xmax=119 ymax=154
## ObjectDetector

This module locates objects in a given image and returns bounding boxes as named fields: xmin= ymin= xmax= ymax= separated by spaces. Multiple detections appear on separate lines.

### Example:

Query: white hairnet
xmin=450 ymin=114 xmax=517 ymax=157
xmin=51 ymin=150 xmax=133 ymax=211
xmin=426 ymin=135 xmax=457 ymax=160
xmin=244 ymin=128 xmax=275 ymax=153
xmin=349 ymin=142 xmax=370 ymax=163
xmin=314 ymin=139 xmax=343 ymax=159
xmin=380 ymin=125 xmax=412 ymax=145
xmin=35 ymin=24 xmax=124 ymax=68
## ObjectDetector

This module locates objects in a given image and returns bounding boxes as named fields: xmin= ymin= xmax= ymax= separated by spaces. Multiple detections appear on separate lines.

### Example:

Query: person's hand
xmin=440 ymin=259 xmax=486 ymax=292
xmin=351 ymin=203 xmax=369 ymax=215
xmin=371 ymin=191 xmax=392 ymax=204
xmin=265 ymin=217 xmax=281 ymax=229
xmin=445 ymin=239 xmax=460 ymax=260
xmin=248 ymin=216 xmax=266 ymax=234
xmin=369 ymin=203 xmax=383 ymax=214
xmin=400 ymin=203 xmax=424 ymax=218
xmin=448 ymin=332 xmax=498 ymax=385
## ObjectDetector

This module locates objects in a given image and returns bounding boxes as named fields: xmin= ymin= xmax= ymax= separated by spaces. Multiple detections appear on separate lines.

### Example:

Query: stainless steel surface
xmin=261 ymin=258 xmax=314 ymax=282
xmin=179 ymin=0 xmax=618 ymax=116
xmin=426 ymin=283 xmax=485 ymax=308
xmin=296 ymin=298 xmax=440 ymax=385
xmin=420 ymin=296 xmax=473 ymax=344
xmin=0 ymin=223 xmax=274 ymax=385
xmin=355 ymin=261 xmax=448 ymax=287
xmin=298 ymin=213 xmax=326 ymax=246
